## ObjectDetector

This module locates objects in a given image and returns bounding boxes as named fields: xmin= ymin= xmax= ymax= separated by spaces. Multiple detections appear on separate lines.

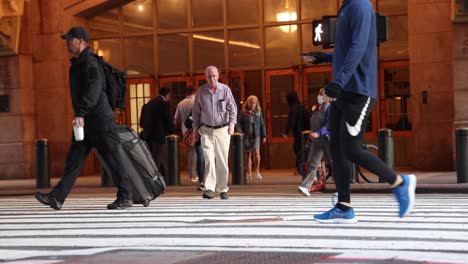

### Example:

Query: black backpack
xmin=92 ymin=53 xmax=127 ymax=110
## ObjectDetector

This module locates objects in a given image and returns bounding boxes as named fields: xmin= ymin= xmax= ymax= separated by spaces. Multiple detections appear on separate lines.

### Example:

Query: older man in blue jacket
xmin=304 ymin=0 xmax=416 ymax=223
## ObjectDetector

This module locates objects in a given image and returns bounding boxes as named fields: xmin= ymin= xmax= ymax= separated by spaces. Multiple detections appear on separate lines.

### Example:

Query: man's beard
xmin=68 ymin=47 xmax=79 ymax=55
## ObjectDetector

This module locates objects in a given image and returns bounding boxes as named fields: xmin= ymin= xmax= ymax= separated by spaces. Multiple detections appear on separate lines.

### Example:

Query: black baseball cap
xmin=61 ymin=27 xmax=89 ymax=42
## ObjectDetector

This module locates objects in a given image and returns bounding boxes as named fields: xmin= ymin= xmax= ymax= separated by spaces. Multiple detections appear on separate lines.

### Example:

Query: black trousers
xmin=195 ymin=141 xmax=205 ymax=183
xmin=151 ymin=142 xmax=168 ymax=178
xmin=293 ymin=136 xmax=302 ymax=174
xmin=50 ymin=128 xmax=132 ymax=203
xmin=328 ymin=93 xmax=397 ymax=204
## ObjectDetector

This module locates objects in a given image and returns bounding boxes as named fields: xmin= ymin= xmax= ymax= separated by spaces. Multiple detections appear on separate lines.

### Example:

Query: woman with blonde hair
xmin=237 ymin=95 xmax=267 ymax=180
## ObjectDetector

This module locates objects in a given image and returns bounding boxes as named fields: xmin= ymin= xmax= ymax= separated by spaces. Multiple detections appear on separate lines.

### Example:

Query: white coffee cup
xmin=73 ymin=125 xmax=84 ymax=141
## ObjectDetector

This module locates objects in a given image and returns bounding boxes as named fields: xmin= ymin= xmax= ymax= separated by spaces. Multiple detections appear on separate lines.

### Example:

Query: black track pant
xmin=328 ymin=92 xmax=397 ymax=204
xmin=50 ymin=128 xmax=132 ymax=203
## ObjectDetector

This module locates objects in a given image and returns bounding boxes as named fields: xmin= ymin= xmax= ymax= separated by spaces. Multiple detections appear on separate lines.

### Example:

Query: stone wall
xmin=452 ymin=24 xmax=468 ymax=166
xmin=0 ymin=7 xmax=34 ymax=179
xmin=408 ymin=0 xmax=455 ymax=170
xmin=0 ymin=0 xmax=97 ymax=180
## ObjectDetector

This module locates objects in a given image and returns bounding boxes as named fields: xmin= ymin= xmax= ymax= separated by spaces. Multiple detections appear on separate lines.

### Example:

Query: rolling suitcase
xmin=100 ymin=125 xmax=166 ymax=206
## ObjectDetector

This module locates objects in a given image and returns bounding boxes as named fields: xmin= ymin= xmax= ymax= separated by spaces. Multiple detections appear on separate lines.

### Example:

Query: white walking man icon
xmin=314 ymin=23 xmax=323 ymax=42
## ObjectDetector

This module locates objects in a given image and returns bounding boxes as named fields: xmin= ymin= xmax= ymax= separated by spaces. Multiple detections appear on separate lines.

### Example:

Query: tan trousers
xmin=199 ymin=125 xmax=230 ymax=193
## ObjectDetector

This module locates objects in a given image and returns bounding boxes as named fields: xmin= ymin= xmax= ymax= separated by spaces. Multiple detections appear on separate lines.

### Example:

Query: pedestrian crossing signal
xmin=312 ymin=14 xmax=388 ymax=48
xmin=312 ymin=18 xmax=335 ymax=48
xmin=376 ymin=13 xmax=389 ymax=43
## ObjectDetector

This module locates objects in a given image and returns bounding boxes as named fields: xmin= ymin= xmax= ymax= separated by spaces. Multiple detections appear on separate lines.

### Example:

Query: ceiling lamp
xmin=276 ymin=0 xmax=297 ymax=33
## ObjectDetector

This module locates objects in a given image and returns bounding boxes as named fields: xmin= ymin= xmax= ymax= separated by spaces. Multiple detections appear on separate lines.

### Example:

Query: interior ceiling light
xmin=179 ymin=34 xmax=260 ymax=49
xmin=276 ymin=0 xmax=297 ymax=33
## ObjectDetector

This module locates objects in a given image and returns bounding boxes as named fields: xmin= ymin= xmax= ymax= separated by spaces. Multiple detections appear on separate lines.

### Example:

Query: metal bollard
xmin=35 ymin=138 xmax=50 ymax=188
xmin=456 ymin=128 xmax=468 ymax=183
xmin=231 ymin=132 xmax=245 ymax=185
xmin=378 ymin=128 xmax=394 ymax=183
xmin=166 ymin=134 xmax=180 ymax=186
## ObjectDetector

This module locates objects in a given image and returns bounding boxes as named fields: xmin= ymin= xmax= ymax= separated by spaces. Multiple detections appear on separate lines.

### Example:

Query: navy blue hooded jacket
xmin=325 ymin=0 xmax=377 ymax=99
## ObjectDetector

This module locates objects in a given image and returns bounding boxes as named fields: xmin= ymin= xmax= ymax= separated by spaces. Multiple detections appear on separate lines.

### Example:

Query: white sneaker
xmin=190 ymin=176 xmax=199 ymax=183
xmin=256 ymin=173 xmax=262 ymax=180
xmin=298 ymin=186 xmax=310 ymax=197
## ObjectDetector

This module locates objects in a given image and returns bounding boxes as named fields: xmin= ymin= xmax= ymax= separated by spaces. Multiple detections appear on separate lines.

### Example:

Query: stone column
xmin=408 ymin=0 xmax=455 ymax=170
xmin=452 ymin=24 xmax=468 ymax=162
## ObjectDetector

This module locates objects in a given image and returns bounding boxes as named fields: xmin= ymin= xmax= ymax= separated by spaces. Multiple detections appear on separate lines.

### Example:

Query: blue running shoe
xmin=314 ymin=206 xmax=357 ymax=224
xmin=393 ymin=174 xmax=417 ymax=218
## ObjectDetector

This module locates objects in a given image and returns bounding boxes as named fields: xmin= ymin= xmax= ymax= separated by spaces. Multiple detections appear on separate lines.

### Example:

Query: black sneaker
xmin=35 ymin=192 xmax=50 ymax=206
xmin=35 ymin=192 xmax=62 ymax=210
xmin=107 ymin=198 xmax=133 ymax=210
xmin=220 ymin=192 xmax=229 ymax=200
xmin=202 ymin=190 xmax=214 ymax=199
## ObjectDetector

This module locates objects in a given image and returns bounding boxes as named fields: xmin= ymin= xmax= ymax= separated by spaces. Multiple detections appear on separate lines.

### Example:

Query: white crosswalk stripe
xmin=0 ymin=193 xmax=467 ymax=263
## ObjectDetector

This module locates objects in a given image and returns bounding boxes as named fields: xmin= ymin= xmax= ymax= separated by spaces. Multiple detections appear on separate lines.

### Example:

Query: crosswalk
xmin=0 ymin=193 xmax=468 ymax=263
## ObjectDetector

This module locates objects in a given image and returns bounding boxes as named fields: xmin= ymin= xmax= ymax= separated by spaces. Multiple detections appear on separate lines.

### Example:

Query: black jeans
xmin=293 ymin=136 xmax=302 ymax=174
xmin=50 ymin=128 xmax=132 ymax=203
xmin=151 ymin=142 xmax=168 ymax=178
xmin=328 ymin=93 xmax=397 ymax=204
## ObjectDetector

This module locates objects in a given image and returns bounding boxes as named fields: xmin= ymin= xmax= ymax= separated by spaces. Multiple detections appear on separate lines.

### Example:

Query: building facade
xmin=0 ymin=0 xmax=467 ymax=179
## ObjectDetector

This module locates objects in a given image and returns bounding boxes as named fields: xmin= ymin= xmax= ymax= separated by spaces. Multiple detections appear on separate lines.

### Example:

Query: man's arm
xmin=301 ymin=52 xmax=333 ymax=64
xmin=225 ymin=86 xmax=238 ymax=135
xmin=174 ymin=105 xmax=181 ymax=127
xmin=139 ymin=104 xmax=147 ymax=128
xmin=332 ymin=4 xmax=373 ymax=88
xmin=191 ymin=92 xmax=201 ymax=140
xmin=76 ymin=59 xmax=103 ymax=117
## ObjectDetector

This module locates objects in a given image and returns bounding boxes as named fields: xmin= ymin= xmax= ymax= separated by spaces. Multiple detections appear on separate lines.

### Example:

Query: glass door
xmin=265 ymin=69 xmax=299 ymax=142
xmin=127 ymin=78 xmax=154 ymax=133
xmin=229 ymin=71 xmax=245 ymax=110
xmin=302 ymin=66 xmax=332 ymax=109
xmin=159 ymin=76 xmax=191 ymax=116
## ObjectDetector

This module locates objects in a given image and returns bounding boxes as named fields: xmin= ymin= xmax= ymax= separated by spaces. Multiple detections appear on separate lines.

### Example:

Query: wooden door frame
xmin=159 ymin=75 xmax=192 ymax=112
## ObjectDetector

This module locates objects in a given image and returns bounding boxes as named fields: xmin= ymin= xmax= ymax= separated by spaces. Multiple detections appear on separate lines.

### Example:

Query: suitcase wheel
xmin=142 ymin=199 xmax=150 ymax=207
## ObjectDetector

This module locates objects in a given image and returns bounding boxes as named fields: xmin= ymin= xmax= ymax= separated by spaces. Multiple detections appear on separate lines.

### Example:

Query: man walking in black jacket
xmin=140 ymin=87 xmax=175 ymax=178
xmin=35 ymin=27 xmax=133 ymax=210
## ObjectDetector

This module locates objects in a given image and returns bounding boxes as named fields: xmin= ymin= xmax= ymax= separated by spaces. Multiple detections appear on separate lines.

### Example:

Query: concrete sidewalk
xmin=0 ymin=169 xmax=467 ymax=196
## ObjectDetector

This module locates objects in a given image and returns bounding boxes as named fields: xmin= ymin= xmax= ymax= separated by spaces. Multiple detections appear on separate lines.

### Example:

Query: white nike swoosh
xmin=345 ymin=97 xmax=371 ymax=136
